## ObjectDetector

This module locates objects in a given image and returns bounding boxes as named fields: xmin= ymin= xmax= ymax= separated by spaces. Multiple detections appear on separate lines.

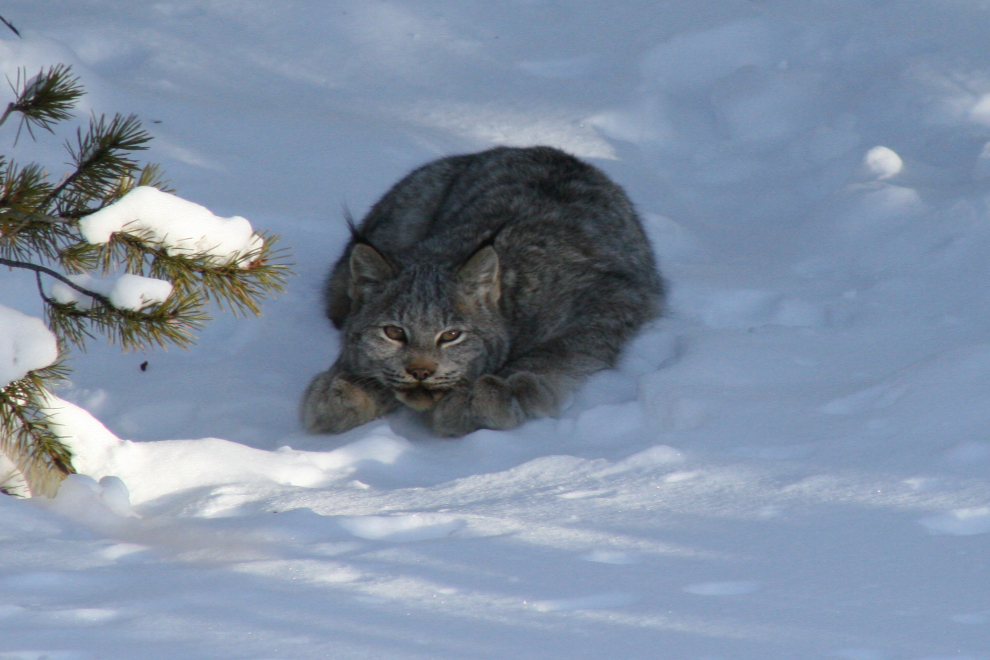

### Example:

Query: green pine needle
xmin=0 ymin=65 xmax=84 ymax=142
xmin=0 ymin=61 xmax=294 ymax=497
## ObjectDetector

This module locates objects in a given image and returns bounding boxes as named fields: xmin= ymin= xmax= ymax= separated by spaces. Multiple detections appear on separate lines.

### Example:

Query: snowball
xmin=863 ymin=146 xmax=903 ymax=179
xmin=79 ymin=186 xmax=264 ymax=264
xmin=109 ymin=274 xmax=173 ymax=311
xmin=0 ymin=303 xmax=59 ymax=388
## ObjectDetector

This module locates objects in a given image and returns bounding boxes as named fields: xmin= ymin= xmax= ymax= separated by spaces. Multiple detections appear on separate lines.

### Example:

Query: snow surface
xmin=1 ymin=1 xmax=990 ymax=658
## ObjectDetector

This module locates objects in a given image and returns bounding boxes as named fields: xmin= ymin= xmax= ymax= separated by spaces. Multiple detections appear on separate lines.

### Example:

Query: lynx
xmin=302 ymin=146 xmax=663 ymax=437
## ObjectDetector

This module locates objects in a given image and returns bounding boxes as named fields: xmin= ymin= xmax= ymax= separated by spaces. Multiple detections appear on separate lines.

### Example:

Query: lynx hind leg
xmin=301 ymin=367 xmax=395 ymax=434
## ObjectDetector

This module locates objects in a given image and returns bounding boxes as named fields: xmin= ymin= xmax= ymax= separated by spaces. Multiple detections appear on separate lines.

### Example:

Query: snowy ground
xmin=2 ymin=1 xmax=990 ymax=658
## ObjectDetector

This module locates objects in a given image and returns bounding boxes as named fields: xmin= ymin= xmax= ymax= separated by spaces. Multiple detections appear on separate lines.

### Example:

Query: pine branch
xmin=1 ymin=66 xmax=83 ymax=142
xmin=0 ymin=364 xmax=74 ymax=498
xmin=0 ymin=61 xmax=294 ymax=495
xmin=45 ymin=113 xmax=150 ymax=212
xmin=0 ymin=256 xmax=113 ymax=306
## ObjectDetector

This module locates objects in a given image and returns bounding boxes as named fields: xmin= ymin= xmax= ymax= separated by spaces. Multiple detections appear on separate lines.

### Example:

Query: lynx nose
xmin=406 ymin=364 xmax=435 ymax=381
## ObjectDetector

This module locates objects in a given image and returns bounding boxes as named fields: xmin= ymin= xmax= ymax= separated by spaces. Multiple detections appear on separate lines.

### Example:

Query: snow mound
xmin=0 ymin=303 xmax=58 ymax=388
xmin=79 ymin=186 xmax=264 ymax=264
xmin=49 ymin=398 xmax=413 ymax=505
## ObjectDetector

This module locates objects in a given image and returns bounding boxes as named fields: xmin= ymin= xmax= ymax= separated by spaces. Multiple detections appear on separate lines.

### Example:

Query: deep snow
xmin=2 ymin=1 xmax=990 ymax=658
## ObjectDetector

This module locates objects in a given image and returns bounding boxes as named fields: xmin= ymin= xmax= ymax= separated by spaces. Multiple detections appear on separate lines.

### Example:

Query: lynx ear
xmin=457 ymin=245 xmax=500 ymax=304
xmin=348 ymin=243 xmax=393 ymax=299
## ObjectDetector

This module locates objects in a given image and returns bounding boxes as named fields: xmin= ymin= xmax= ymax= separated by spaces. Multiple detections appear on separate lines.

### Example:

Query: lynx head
xmin=342 ymin=243 xmax=510 ymax=411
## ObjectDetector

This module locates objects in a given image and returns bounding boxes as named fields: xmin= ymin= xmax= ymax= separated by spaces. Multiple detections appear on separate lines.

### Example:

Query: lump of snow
xmin=108 ymin=274 xmax=173 ymax=311
xmin=51 ymin=274 xmax=114 ymax=310
xmin=863 ymin=146 xmax=903 ymax=179
xmin=0 ymin=303 xmax=58 ymax=388
xmin=51 ymin=273 xmax=173 ymax=311
xmin=79 ymin=186 xmax=264 ymax=264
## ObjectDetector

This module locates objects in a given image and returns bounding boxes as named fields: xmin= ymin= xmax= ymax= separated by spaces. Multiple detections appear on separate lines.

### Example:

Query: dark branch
xmin=0 ymin=14 xmax=20 ymax=38
xmin=0 ymin=257 xmax=112 ymax=306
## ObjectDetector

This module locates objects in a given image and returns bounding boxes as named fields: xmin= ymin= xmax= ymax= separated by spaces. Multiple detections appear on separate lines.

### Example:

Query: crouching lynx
xmin=302 ymin=146 xmax=663 ymax=437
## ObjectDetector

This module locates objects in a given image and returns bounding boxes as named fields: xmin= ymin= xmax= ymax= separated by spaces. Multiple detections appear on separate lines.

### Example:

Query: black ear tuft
xmin=456 ymin=245 xmax=500 ymax=304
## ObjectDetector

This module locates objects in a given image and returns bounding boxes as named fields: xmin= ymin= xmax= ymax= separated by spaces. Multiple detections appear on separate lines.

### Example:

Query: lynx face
xmin=343 ymin=244 xmax=509 ymax=411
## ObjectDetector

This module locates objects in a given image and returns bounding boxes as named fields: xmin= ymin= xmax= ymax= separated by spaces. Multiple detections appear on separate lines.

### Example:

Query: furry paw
xmin=301 ymin=369 xmax=391 ymax=434
xmin=504 ymin=371 xmax=559 ymax=417
xmin=428 ymin=386 xmax=476 ymax=437
xmin=472 ymin=374 xmax=526 ymax=430
xmin=429 ymin=375 xmax=527 ymax=437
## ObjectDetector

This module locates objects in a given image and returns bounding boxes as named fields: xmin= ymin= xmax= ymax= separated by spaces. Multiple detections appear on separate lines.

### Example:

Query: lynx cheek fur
xmin=302 ymin=146 xmax=664 ymax=437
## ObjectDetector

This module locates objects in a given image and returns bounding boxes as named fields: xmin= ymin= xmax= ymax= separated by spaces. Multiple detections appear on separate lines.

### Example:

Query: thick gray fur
xmin=302 ymin=146 xmax=664 ymax=437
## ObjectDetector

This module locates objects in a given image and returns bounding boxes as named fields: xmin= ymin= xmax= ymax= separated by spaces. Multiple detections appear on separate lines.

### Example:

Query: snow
xmin=79 ymin=186 xmax=263 ymax=265
xmin=107 ymin=274 xmax=172 ymax=311
xmin=51 ymin=273 xmax=173 ymax=312
xmin=0 ymin=304 xmax=57 ymax=388
xmin=1 ymin=1 xmax=990 ymax=658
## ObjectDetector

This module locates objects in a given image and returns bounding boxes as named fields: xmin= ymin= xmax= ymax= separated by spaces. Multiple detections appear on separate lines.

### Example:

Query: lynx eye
xmin=382 ymin=325 xmax=407 ymax=342
xmin=437 ymin=329 xmax=462 ymax=344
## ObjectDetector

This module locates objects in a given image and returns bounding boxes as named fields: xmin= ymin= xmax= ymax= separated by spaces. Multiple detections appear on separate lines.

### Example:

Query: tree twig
xmin=0 ymin=209 xmax=74 ymax=240
xmin=0 ymin=14 xmax=20 ymax=38
xmin=0 ymin=256 xmax=112 ymax=306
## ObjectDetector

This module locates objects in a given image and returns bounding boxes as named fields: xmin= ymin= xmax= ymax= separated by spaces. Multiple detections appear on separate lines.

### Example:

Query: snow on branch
xmin=80 ymin=186 xmax=264 ymax=265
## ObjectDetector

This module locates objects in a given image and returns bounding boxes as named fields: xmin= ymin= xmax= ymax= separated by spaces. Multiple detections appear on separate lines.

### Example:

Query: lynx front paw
xmin=429 ymin=375 xmax=526 ymax=437
xmin=301 ymin=370 xmax=390 ymax=434
xmin=428 ymin=386 xmax=476 ymax=437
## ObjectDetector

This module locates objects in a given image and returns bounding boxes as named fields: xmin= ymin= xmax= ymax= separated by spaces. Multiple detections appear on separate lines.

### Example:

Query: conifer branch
xmin=0 ymin=363 xmax=73 ymax=498
xmin=1 ymin=66 xmax=83 ymax=143
xmin=44 ymin=113 xmax=150 ymax=211
xmin=0 ymin=256 xmax=113 ymax=306
xmin=0 ymin=60 xmax=293 ymax=495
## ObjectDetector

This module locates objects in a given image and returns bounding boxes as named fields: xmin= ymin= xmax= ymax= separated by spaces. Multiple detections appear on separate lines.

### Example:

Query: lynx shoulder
xmin=302 ymin=146 xmax=664 ymax=437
